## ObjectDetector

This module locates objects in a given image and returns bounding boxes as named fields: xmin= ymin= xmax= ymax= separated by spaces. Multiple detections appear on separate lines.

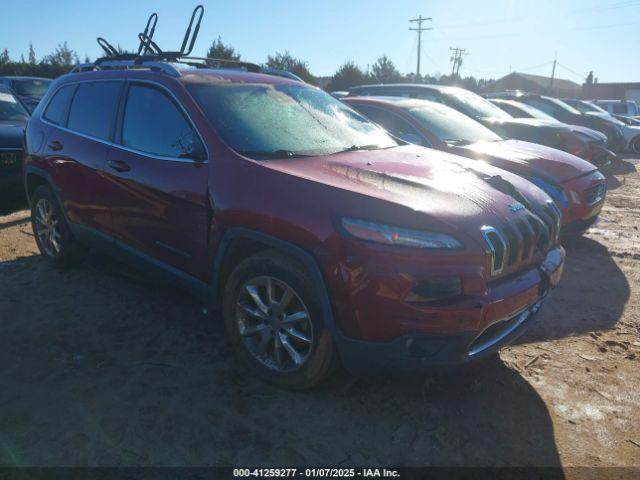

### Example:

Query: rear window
xmin=612 ymin=103 xmax=627 ymax=114
xmin=13 ymin=79 xmax=51 ymax=98
xmin=43 ymin=85 xmax=76 ymax=126
xmin=67 ymin=81 xmax=123 ymax=140
xmin=0 ymin=90 xmax=29 ymax=121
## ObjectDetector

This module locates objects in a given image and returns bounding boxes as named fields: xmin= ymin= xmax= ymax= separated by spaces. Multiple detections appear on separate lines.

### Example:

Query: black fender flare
xmin=210 ymin=227 xmax=338 ymax=337
xmin=23 ymin=165 xmax=61 ymax=207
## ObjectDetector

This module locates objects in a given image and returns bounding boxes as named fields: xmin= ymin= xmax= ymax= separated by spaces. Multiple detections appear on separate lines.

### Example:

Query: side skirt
xmin=69 ymin=222 xmax=210 ymax=303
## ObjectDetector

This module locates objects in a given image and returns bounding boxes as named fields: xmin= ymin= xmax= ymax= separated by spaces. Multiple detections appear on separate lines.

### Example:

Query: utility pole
xmin=549 ymin=52 xmax=557 ymax=92
xmin=409 ymin=15 xmax=432 ymax=79
xmin=449 ymin=47 xmax=467 ymax=76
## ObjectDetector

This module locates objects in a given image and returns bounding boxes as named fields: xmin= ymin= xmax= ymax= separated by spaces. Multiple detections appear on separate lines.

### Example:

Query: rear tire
xmin=30 ymin=185 xmax=85 ymax=268
xmin=631 ymin=135 xmax=640 ymax=154
xmin=223 ymin=250 xmax=336 ymax=390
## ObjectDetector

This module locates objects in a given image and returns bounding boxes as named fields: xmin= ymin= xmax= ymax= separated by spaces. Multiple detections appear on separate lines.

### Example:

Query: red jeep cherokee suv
xmin=23 ymin=63 xmax=565 ymax=389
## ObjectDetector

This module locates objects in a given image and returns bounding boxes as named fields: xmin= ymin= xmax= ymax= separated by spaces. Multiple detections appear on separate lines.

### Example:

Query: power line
xmin=556 ymin=62 xmax=589 ymax=81
xmin=409 ymin=15 xmax=432 ymax=78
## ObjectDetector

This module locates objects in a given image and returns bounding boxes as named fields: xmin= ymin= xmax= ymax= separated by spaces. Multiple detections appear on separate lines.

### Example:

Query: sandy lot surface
xmin=0 ymin=158 xmax=638 ymax=473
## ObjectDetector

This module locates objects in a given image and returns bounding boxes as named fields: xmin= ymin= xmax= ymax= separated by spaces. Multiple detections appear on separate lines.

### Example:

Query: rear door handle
xmin=107 ymin=159 xmax=131 ymax=173
xmin=48 ymin=141 xmax=63 ymax=151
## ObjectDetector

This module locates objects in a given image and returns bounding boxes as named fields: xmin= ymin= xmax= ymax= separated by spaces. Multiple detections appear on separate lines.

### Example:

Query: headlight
xmin=524 ymin=176 xmax=569 ymax=208
xmin=340 ymin=217 xmax=462 ymax=249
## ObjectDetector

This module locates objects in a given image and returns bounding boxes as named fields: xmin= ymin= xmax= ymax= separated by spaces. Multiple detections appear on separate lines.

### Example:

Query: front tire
xmin=30 ymin=185 xmax=85 ymax=268
xmin=223 ymin=250 xmax=336 ymax=390
xmin=631 ymin=135 xmax=640 ymax=154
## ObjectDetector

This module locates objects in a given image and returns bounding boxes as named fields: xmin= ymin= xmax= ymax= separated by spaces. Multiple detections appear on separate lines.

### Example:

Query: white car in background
xmin=592 ymin=99 xmax=639 ymax=119
xmin=564 ymin=99 xmax=640 ymax=154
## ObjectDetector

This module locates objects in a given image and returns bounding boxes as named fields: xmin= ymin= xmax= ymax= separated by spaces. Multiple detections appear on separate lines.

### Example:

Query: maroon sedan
xmin=24 ymin=66 xmax=564 ymax=388
xmin=345 ymin=96 xmax=607 ymax=236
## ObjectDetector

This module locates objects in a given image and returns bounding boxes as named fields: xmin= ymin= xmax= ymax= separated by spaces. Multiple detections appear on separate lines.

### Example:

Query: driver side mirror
xmin=189 ymin=140 xmax=207 ymax=162
xmin=177 ymin=133 xmax=207 ymax=162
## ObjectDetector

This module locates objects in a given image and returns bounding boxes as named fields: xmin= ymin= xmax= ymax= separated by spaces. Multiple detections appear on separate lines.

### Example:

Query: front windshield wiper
xmin=330 ymin=144 xmax=390 ymax=155
xmin=237 ymin=149 xmax=315 ymax=159
xmin=443 ymin=139 xmax=471 ymax=146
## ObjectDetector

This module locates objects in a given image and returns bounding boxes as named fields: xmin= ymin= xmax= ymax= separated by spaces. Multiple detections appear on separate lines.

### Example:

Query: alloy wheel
xmin=34 ymin=198 xmax=62 ymax=257
xmin=235 ymin=276 xmax=313 ymax=372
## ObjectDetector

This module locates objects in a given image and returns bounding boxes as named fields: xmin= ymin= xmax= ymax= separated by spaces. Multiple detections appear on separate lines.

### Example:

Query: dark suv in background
xmin=485 ymin=91 xmax=626 ymax=152
xmin=0 ymin=85 xmax=30 ymax=192
xmin=0 ymin=76 xmax=52 ymax=113
xmin=23 ymin=60 xmax=565 ymax=389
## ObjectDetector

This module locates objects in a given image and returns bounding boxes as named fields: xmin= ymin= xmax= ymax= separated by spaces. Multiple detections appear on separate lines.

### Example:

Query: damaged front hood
xmin=458 ymin=139 xmax=595 ymax=182
xmin=261 ymin=145 xmax=535 ymax=230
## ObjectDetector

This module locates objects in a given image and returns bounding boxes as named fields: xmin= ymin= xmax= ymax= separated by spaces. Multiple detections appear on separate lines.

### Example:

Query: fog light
xmin=406 ymin=277 xmax=463 ymax=303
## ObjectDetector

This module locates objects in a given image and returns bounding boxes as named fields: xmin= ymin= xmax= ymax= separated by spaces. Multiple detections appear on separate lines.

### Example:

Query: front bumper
xmin=606 ymin=130 xmax=626 ymax=153
xmin=583 ymin=144 xmax=616 ymax=171
xmin=559 ymin=172 xmax=606 ymax=233
xmin=332 ymin=247 xmax=565 ymax=374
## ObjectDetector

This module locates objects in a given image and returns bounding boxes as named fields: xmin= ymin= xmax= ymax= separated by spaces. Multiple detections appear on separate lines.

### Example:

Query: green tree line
xmin=0 ymin=38 xmax=493 ymax=92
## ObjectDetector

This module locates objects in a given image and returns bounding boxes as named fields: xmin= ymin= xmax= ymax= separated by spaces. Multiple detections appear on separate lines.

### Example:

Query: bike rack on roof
xmin=137 ymin=13 xmax=158 ymax=55
xmin=70 ymin=5 xmax=301 ymax=81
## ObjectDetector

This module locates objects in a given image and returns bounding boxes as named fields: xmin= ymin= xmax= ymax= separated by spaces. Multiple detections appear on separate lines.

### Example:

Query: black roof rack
xmin=70 ymin=5 xmax=302 ymax=81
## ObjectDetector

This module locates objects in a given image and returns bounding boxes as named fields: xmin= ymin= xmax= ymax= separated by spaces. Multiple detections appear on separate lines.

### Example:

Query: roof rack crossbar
xmin=137 ymin=13 xmax=158 ymax=55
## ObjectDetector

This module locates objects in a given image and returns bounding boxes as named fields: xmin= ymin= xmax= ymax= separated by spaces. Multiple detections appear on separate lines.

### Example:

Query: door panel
xmin=44 ymin=127 xmax=113 ymax=233
xmin=41 ymin=80 xmax=124 ymax=234
xmin=103 ymin=148 xmax=209 ymax=278
xmin=103 ymin=81 xmax=209 ymax=279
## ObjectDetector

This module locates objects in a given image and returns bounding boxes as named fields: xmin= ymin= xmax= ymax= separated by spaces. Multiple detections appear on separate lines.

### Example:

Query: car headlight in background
xmin=340 ymin=218 xmax=462 ymax=249
xmin=524 ymin=176 xmax=569 ymax=208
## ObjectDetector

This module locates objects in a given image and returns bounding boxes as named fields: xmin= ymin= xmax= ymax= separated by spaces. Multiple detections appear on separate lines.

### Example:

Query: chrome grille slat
xmin=517 ymin=219 xmax=535 ymax=263
xmin=483 ymin=203 xmax=558 ymax=277
xmin=585 ymin=183 xmax=606 ymax=206
xmin=481 ymin=226 xmax=507 ymax=275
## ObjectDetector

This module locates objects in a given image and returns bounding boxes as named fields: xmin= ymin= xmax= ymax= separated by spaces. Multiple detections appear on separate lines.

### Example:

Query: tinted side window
xmin=525 ymin=98 xmax=559 ymax=117
xmin=122 ymin=84 xmax=201 ymax=159
xmin=43 ymin=85 xmax=76 ymax=126
xmin=498 ymin=103 xmax=524 ymax=118
xmin=67 ymin=82 xmax=123 ymax=140
xmin=411 ymin=92 xmax=442 ymax=102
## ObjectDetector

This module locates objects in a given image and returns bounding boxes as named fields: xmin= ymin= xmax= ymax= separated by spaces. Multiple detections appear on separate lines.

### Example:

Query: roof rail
xmin=70 ymin=60 xmax=182 ymax=77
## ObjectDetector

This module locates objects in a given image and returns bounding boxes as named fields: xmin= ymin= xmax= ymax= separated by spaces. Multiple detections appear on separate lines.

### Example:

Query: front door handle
xmin=107 ymin=159 xmax=131 ymax=173
xmin=48 ymin=140 xmax=63 ymax=151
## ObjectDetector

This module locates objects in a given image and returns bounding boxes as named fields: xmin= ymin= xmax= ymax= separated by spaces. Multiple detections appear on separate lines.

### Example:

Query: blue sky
xmin=2 ymin=0 xmax=639 ymax=82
